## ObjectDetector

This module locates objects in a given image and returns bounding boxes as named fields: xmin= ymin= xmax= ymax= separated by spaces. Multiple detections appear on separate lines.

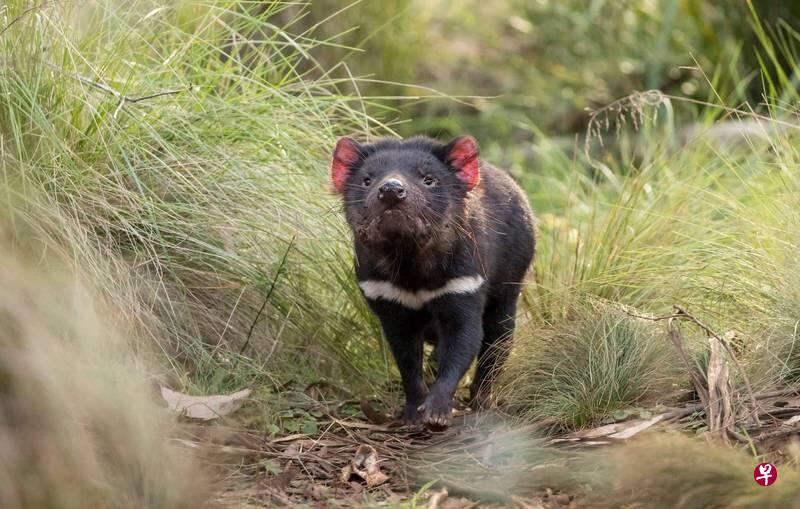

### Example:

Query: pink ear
xmin=444 ymin=136 xmax=480 ymax=191
xmin=330 ymin=137 xmax=362 ymax=193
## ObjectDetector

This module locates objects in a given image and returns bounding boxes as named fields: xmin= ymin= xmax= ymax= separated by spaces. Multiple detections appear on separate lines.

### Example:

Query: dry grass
xmin=0 ymin=232 xmax=209 ymax=508
xmin=585 ymin=434 xmax=800 ymax=509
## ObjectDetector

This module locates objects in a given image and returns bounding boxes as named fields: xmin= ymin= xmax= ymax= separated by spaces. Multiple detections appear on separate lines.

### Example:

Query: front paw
xmin=417 ymin=395 xmax=453 ymax=429
xmin=398 ymin=402 xmax=423 ymax=426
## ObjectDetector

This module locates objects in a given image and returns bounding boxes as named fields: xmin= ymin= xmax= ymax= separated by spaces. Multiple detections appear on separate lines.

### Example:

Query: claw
xmin=417 ymin=397 xmax=453 ymax=430
xmin=397 ymin=403 xmax=423 ymax=426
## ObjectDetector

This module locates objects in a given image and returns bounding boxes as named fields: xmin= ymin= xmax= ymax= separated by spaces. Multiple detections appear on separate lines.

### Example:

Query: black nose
xmin=378 ymin=178 xmax=407 ymax=204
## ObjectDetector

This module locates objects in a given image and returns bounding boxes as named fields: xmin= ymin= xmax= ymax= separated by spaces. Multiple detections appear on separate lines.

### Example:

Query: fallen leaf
xmin=303 ymin=483 xmax=329 ymax=500
xmin=572 ymin=414 xmax=665 ymax=440
xmin=340 ymin=444 xmax=389 ymax=488
xmin=284 ymin=439 xmax=318 ymax=458
xmin=427 ymin=488 xmax=448 ymax=509
xmin=441 ymin=497 xmax=479 ymax=509
xmin=160 ymin=386 xmax=251 ymax=420
xmin=609 ymin=414 xmax=665 ymax=439
xmin=361 ymin=399 xmax=389 ymax=424
xmin=264 ymin=462 xmax=299 ymax=491
xmin=575 ymin=422 xmax=621 ymax=438
xmin=785 ymin=414 xmax=800 ymax=426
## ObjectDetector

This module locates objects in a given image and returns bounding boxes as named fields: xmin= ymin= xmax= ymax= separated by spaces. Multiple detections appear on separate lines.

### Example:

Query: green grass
xmin=499 ymin=96 xmax=800 ymax=425
xmin=0 ymin=223 xmax=207 ymax=509
xmin=501 ymin=303 xmax=677 ymax=428
xmin=0 ymin=0 xmax=391 ymax=403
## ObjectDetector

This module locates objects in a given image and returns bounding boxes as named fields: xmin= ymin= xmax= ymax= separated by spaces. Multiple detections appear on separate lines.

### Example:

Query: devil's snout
xmin=378 ymin=178 xmax=407 ymax=205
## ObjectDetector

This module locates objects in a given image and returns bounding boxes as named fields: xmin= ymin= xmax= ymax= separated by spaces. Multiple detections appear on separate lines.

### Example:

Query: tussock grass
xmin=586 ymin=434 xmax=800 ymax=508
xmin=501 ymin=303 xmax=677 ymax=428
xmin=0 ymin=227 xmax=208 ymax=508
xmin=488 ymin=83 xmax=800 ymax=426
xmin=0 ymin=0 xmax=389 ymax=401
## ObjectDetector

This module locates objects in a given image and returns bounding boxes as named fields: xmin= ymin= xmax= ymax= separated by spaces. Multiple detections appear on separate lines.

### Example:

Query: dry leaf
xmin=785 ymin=414 xmax=800 ymax=426
xmin=609 ymin=414 xmax=665 ymax=439
xmin=340 ymin=444 xmax=389 ymax=488
xmin=303 ymin=483 xmax=329 ymax=500
xmin=441 ymin=497 xmax=479 ymax=509
xmin=427 ymin=488 xmax=448 ymax=509
xmin=264 ymin=462 xmax=299 ymax=491
xmin=360 ymin=399 xmax=389 ymax=424
xmin=160 ymin=386 xmax=251 ymax=420
xmin=576 ymin=422 xmax=621 ymax=439
xmin=571 ymin=414 xmax=665 ymax=440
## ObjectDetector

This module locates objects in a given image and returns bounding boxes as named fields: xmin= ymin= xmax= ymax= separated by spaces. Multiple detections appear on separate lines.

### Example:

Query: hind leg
xmin=470 ymin=289 xmax=520 ymax=408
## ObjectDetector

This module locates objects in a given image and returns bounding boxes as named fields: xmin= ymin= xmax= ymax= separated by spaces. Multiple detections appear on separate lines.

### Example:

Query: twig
xmin=666 ymin=319 xmax=709 ymax=408
xmin=46 ymin=64 xmax=191 ymax=119
xmin=672 ymin=305 xmax=761 ymax=426
xmin=752 ymin=423 xmax=800 ymax=443
xmin=726 ymin=427 xmax=752 ymax=446
xmin=627 ymin=305 xmax=761 ymax=426
xmin=624 ymin=310 xmax=682 ymax=322
xmin=663 ymin=402 xmax=705 ymax=421
xmin=755 ymin=388 xmax=800 ymax=400
xmin=0 ymin=2 xmax=55 ymax=37
xmin=239 ymin=234 xmax=296 ymax=355
xmin=426 ymin=488 xmax=448 ymax=509
xmin=511 ymin=495 xmax=544 ymax=509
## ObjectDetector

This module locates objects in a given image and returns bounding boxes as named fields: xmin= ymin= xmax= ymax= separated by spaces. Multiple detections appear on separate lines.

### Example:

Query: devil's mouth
xmin=367 ymin=209 xmax=413 ymax=233
xmin=358 ymin=209 xmax=431 ymax=245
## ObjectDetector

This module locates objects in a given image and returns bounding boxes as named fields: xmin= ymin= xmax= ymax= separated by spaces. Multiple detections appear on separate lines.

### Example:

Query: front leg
xmin=372 ymin=302 xmax=429 ymax=424
xmin=419 ymin=295 xmax=483 ymax=428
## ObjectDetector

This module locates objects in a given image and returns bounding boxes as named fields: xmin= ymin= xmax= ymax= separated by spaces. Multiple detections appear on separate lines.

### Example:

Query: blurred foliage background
xmin=291 ymin=0 xmax=800 ymax=161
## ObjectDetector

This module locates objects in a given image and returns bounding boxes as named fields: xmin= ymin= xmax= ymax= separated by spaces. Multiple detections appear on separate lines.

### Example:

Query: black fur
xmin=333 ymin=135 xmax=536 ymax=427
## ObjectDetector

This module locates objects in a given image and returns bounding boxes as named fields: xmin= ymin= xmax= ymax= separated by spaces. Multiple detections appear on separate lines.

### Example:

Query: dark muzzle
xmin=378 ymin=178 xmax=407 ymax=205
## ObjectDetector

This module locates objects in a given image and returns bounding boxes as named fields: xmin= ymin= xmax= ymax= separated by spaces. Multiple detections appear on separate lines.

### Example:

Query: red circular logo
xmin=753 ymin=463 xmax=778 ymax=486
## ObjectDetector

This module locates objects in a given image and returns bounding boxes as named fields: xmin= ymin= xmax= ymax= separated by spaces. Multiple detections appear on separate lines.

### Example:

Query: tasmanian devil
xmin=330 ymin=135 xmax=536 ymax=428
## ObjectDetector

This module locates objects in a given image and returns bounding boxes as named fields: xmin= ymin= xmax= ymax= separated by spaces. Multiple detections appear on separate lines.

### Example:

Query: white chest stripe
xmin=358 ymin=275 xmax=485 ymax=310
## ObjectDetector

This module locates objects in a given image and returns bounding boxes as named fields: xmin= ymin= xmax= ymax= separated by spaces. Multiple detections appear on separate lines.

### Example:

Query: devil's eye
xmin=422 ymin=175 xmax=437 ymax=186
xmin=362 ymin=177 xmax=372 ymax=187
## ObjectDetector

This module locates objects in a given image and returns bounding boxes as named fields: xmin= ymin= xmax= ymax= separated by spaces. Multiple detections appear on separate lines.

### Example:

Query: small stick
xmin=0 ymin=2 xmax=55 ymax=37
xmin=239 ymin=234 xmax=296 ymax=355
xmin=46 ymin=63 xmax=191 ymax=119
xmin=426 ymin=488 xmax=448 ymax=509
xmin=626 ymin=305 xmax=761 ymax=426
xmin=667 ymin=319 xmax=709 ymax=408
xmin=663 ymin=402 xmax=705 ymax=421
xmin=672 ymin=305 xmax=761 ymax=426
